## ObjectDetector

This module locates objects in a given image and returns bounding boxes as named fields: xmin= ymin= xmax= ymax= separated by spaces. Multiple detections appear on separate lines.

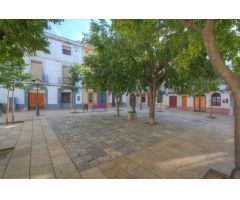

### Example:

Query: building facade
xmin=125 ymin=87 xmax=233 ymax=116
xmin=164 ymin=88 xmax=234 ymax=115
xmin=0 ymin=33 xmax=128 ymax=111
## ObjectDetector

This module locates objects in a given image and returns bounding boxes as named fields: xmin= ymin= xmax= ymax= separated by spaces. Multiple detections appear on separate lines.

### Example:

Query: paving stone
xmin=80 ymin=167 xmax=107 ymax=178
xmin=89 ymin=159 xmax=100 ymax=168
xmin=30 ymin=163 xmax=55 ymax=179
xmin=77 ymin=149 xmax=88 ymax=156
xmin=76 ymin=160 xmax=91 ymax=171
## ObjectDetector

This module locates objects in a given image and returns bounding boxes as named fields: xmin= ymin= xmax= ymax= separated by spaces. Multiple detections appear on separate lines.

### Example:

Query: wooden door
xmin=28 ymin=92 xmax=36 ymax=109
xmin=182 ymin=96 xmax=187 ymax=109
xmin=38 ymin=93 xmax=45 ymax=108
xmin=28 ymin=92 xmax=45 ymax=109
xmin=200 ymin=96 xmax=206 ymax=111
xmin=194 ymin=96 xmax=206 ymax=111
xmin=169 ymin=96 xmax=177 ymax=108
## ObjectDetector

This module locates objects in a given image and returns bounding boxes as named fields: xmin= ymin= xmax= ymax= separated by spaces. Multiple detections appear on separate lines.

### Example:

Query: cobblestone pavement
xmin=47 ymin=109 xmax=234 ymax=178
xmin=0 ymin=108 xmax=235 ymax=178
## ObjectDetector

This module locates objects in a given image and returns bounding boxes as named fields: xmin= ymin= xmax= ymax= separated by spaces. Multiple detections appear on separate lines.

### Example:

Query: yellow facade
xmin=82 ymin=88 xmax=110 ymax=107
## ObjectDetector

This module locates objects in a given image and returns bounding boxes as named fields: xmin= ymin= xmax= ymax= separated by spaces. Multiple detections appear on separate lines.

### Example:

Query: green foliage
xmin=176 ymin=20 xmax=240 ymax=76
xmin=69 ymin=63 xmax=84 ymax=92
xmin=0 ymin=60 xmax=31 ymax=89
xmin=0 ymin=19 xmax=62 ymax=63
xmin=83 ymin=20 xmax=141 ymax=97
xmin=113 ymin=19 xmax=219 ymax=96
xmin=0 ymin=19 xmax=62 ymax=90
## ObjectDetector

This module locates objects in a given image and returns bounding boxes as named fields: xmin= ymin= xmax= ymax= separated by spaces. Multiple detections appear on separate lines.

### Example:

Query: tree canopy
xmin=82 ymin=20 xmax=142 ymax=116
xmin=112 ymin=19 xmax=220 ymax=123
xmin=0 ymin=19 xmax=62 ymax=64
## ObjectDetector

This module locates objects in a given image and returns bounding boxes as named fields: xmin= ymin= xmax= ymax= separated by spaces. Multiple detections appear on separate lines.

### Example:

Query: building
xmin=0 ymin=32 xmax=84 ymax=111
xmin=164 ymin=86 xmax=234 ymax=115
xmin=126 ymin=90 xmax=166 ymax=111
xmin=0 ymin=33 xmax=127 ymax=111
xmin=125 ymin=86 xmax=233 ymax=116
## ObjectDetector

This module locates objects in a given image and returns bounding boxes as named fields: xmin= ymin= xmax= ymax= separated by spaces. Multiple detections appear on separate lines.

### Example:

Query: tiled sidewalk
xmin=0 ymin=118 xmax=81 ymax=178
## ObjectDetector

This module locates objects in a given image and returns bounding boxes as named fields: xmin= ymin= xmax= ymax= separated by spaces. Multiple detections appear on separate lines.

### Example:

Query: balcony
xmin=58 ymin=77 xmax=71 ymax=85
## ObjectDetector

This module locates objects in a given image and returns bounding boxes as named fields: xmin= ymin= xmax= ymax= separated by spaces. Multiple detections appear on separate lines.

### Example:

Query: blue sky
xmin=47 ymin=19 xmax=92 ymax=41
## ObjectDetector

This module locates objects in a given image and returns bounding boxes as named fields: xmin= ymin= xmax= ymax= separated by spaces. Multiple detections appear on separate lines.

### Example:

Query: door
xmin=169 ymin=96 xmax=177 ymax=108
xmin=98 ymin=91 xmax=106 ymax=105
xmin=194 ymin=96 xmax=206 ymax=111
xmin=28 ymin=92 xmax=45 ymax=109
xmin=28 ymin=92 xmax=36 ymax=109
xmin=182 ymin=96 xmax=187 ymax=109
xmin=200 ymin=96 xmax=206 ymax=111
xmin=38 ymin=93 xmax=45 ymax=108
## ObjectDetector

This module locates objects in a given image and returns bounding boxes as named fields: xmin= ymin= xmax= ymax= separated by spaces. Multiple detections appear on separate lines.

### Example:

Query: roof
xmin=44 ymin=32 xmax=83 ymax=47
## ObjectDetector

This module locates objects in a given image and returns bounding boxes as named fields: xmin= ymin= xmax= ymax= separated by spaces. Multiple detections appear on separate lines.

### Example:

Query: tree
xmin=113 ymin=20 xmax=219 ymax=124
xmin=177 ymin=19 xmax=240 ymax=178
xmin=69 ymin=63 xmax=84 ymax=112
xmin=0 ymin=19 xmax=62 ymax=121
xmin=83 ymin=20 xmax=141 ymax=116
xmin=0 ymin=20 xmax=62 ymax=65
xmin=0 ymin=60 xmax=31 ymax=123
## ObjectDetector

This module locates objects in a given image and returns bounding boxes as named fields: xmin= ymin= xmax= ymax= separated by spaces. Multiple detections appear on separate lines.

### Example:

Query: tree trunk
xmin=209 ymin=92 xmax=213 ymax=118
xmin=5 ymin=90 xmax=9 ymax=124
xmin=73 ymin=92 xmax=77 ymax=112
xmin=116 ymin=96 xmax=120 ymax=117
xmin=200 ymin=20 xmax=240 ymax=178
xmin=11 ymin=86 xmax=15 ymax=123
xmin=148 ymin=86 xmax=157 ymax=124
xmin=231 ymin=95 xmax=240 ymax=178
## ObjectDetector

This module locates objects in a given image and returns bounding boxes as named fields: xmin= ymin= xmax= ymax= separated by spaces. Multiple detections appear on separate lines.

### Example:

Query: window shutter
xmin=31 ymin=61 xmax=43 ymax=81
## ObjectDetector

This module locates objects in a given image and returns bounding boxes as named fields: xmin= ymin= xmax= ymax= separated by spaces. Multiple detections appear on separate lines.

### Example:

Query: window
xmin=62 ymin=45 xmax=71 ymax=55
xmin=62 ymin=92 xmax=71 ymax=103
xmin=31 ymin=60 xmax=43 ymax=81
xmin=88 ymin=93 xmax=93 ymax=103
xmin=63 ymin=66 xmax=71 ymax=85
xmin=212 ymin=93 xmax=221 ymax=106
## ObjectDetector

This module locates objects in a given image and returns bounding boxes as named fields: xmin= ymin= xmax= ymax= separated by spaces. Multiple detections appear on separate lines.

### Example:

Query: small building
xmin=164 ymin=87 xmax=234 ymax=115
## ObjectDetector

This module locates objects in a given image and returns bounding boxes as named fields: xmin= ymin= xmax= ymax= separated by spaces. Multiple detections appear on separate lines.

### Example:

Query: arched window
xmin=212 ymin=93 xmax=221 ymax=106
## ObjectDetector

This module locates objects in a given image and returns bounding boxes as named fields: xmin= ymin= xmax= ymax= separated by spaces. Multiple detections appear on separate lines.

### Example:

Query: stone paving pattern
xmin=0 ymin=108 xmax=235 ymax=178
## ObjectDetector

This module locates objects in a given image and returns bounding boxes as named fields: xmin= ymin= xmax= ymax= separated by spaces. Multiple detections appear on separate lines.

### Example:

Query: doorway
xmin=169 ymin=96 xmax=177 ymax=108
xmin=182 ymin=96 xmax=187 ymax=109
xmin=194 ymin=96 xmax=206 ymax=112
xmin=28 ymin=91 xmax=45 ymax=109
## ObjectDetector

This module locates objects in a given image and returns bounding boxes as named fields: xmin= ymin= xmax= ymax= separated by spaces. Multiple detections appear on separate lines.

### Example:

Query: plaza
xmin=0 ymin=108 xmax=234 ymax=178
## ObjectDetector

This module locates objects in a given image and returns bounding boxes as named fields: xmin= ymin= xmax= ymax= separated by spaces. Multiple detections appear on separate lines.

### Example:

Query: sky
xmin=47 ymin=19 xmax=92 ymax=41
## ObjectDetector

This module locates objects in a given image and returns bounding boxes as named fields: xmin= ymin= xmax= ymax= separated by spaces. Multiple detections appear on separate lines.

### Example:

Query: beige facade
xmin=82 ymin=88 xmax=110 ymax=107
xmin=164 ymin=90 xmax=233 ymax=115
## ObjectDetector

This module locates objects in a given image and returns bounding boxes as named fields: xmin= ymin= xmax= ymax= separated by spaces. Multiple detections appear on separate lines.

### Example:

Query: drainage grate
xmin=0 ymin=147 xmax=14 ymax=160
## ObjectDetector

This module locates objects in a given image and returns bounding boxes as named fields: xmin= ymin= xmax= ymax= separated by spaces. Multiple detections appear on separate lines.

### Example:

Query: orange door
xmin=194 ymin=96 xmax=206 ymax=111
xmin=38 ymin=93 xmax=45 ymax=108
xmin=200 ymin=96 xmax=206 ymax=111
xmin=28 ymin=92 xmax=45 ymax=109
xmin=28 ymin=92 xmax=36 ymax=109
xmin=182 ymin=96 xmax=187 ymax=109
xmin=194 ymin=97 xmax=200 ymax=111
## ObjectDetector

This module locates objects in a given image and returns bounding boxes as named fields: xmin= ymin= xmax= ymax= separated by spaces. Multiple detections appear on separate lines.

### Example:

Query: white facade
xmin=164 ymin=90 xmax=233 ymax=115
xmin=0 ymin=32 xmax=84 ymax=110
